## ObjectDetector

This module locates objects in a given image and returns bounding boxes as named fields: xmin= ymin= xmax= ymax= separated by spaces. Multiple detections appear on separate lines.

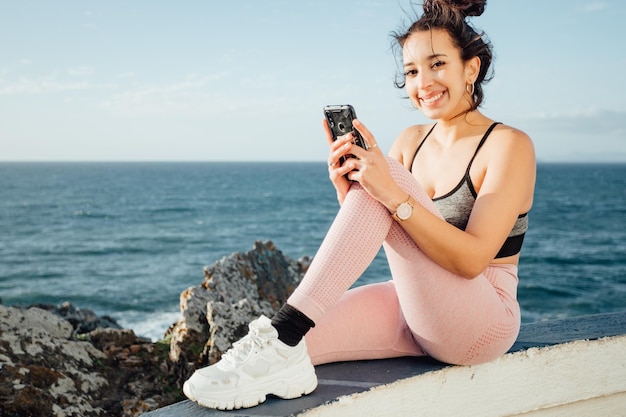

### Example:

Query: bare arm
xmin=349 ymin=121 xmax=536 ymax=278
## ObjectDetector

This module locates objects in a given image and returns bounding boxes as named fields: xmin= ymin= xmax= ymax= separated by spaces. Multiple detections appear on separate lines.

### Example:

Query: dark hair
xmin=392 ymin=0 xmax=493 ymax=110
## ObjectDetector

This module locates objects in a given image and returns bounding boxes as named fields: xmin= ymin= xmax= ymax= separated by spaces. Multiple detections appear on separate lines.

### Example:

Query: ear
xmin=465 ymin=56 xmax=481 ymax=83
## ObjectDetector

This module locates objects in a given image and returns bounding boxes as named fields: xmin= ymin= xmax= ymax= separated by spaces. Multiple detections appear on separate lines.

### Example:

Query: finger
xmin=343 ymin=157 xmax=361 ymax=176
xmin=346 ymin=142 xmax=371 ymax=161
xmin=322 ymin=119 xmax=335 ymax=146
xmin=346 ymin=166 xmax=360 ymax=183
xmin=336 ymin=132 xmax=353 ymax=147
xmin=330 ymin=161 xmax=353 ymax=185
xmin=330 ymin=136 xmax=354 ymax=161
xmin=334 ymin=162 xmax=352 ymax=178
xmin=353 ymin=119 xmax=379 ymax=150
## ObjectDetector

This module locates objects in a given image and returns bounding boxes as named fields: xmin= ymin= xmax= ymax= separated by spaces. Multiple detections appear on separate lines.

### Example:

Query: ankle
xmin=271 ymin=304 xmax=315 ymax=347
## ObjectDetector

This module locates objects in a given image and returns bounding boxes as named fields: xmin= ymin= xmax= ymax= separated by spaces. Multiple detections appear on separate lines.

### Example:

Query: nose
xmin=415 ymin=70 xmax=434 ymax=90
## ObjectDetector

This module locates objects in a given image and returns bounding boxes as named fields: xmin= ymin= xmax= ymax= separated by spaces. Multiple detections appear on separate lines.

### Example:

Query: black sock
xmin=271 ymin=303 xmax=315 ymax=347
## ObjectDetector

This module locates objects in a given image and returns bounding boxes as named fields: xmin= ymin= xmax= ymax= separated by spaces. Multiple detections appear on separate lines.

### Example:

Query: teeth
xmin=422 ymin=92 xmax=443 ymax=104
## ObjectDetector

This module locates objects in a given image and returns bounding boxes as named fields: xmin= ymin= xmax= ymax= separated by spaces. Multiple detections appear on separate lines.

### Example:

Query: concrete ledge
xmin=301 ymin=335 xmax=626 ymax=417
xmin=144 ymin=311 xmax=626 ymax=417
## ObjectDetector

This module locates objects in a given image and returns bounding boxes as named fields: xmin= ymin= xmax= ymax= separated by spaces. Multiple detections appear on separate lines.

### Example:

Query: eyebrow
xmin=403 ymin=53 xmax=448 ymax=67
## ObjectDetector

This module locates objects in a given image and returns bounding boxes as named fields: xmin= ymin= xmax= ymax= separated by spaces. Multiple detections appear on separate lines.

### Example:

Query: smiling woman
xmin=393 ymin=0 xmax=493 ymax=112
xmin=181 ymin=0 xmax=538 ymax=411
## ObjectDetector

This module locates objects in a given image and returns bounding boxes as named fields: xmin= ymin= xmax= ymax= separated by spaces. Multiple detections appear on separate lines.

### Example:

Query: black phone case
xmin=323 ymin=105 xmax=368 ymax=155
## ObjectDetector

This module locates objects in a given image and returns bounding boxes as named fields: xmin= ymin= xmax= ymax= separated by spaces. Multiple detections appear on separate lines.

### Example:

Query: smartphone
xmin=323 ymin=104 xmax=368 ymax=165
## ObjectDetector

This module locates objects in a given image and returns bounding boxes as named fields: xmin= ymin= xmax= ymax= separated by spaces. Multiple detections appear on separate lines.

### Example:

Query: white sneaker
xmin=183 ymin=315 xmax=318 ymax=410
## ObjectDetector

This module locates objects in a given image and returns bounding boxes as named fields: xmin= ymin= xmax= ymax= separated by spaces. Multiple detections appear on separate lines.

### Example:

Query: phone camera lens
xmin=338 ymin=122 xmax=345 ymax=132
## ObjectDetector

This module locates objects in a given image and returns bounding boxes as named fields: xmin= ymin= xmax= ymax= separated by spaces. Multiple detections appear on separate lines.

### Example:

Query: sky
xmin=1 ymin=1 xmax=625 ymax=163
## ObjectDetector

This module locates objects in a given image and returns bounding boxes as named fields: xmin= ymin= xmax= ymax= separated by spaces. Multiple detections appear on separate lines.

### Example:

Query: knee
xmin=385 ymin=157 xmax=407 ymax=179
xmin=385 ymin=157 xmax=420 ymax=190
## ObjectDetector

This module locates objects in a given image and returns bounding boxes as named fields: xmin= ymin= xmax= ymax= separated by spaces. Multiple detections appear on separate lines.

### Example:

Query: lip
xmin=419 ymin=91 xmax=445 ymax=106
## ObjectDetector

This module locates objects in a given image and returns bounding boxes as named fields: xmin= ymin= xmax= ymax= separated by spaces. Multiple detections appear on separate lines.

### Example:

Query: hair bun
xmin=426 ymin=0 xmax=487 ymax=18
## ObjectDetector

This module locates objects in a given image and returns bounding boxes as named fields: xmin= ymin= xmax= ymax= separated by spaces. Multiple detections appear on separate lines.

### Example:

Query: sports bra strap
xmin=410 ymin=122 xmax=500 ymax=174
xmin=409 ymin=124 xmax=437 ymax=173
xmin=465 ymin=122 xmax=501 ymax=176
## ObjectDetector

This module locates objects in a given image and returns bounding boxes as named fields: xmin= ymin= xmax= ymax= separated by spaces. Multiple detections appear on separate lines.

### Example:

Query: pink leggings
xmin=288 ymin=158 xmax=521 ymax=366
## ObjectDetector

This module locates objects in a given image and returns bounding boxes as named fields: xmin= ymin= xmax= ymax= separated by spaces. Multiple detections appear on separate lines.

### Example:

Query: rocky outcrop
xmin=166 ymin=240 xmax=311 ymax=368
xmin=1 ymin=304 xmax=106 ymax=416
xmin=0 ymin=240 xmax=310 ymax=416
xmin=0 ymin=304 xmax=180 ymax=417
xmin=33 ymin=301 xmax=122 ymax=334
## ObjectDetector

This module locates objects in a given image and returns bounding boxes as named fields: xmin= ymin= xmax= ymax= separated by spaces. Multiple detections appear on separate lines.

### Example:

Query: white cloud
xmin=580 ymin=1 xmax=607 ymax=13
xmin=0 ymin=72 xmax=113 ymax=95
xmin=118 ymin=71 xmax=136 ymax=79
xmin=0 ymin=76 xmax=90 ymax=95
xmin=515 ymin=109 xmax=626 ymax=162
xmin=68 ymin=66 xmax=94 ymax=77
xmin=520 ymin=109 xmax=626 ymax=136
xmin=98 ymin=73 xmax=230 ymax=116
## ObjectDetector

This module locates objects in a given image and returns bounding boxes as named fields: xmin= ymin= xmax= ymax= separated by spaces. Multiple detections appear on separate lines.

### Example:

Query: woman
xmin=184 ymin=0 xmax=536 ymax=410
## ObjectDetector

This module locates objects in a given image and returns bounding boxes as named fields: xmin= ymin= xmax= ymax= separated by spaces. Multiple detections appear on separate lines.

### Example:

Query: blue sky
xmin=1 ymin=1 xmax=625 ymax=162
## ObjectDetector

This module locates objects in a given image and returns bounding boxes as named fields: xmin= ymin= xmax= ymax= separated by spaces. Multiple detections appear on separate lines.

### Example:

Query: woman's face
xmin=402 ymin=29 xmax=477 ymax=120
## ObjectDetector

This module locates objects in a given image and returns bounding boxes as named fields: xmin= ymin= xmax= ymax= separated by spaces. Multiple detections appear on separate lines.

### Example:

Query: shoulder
xmin=490 ymin=123 xmax=534 ymax=152
xmin=483 ymin=123 xmax=536 ymax=165
xmin=479 ymin=123 xmax=536 ymax=203
xmin=388 ymin=123 xmax=436 ymax=168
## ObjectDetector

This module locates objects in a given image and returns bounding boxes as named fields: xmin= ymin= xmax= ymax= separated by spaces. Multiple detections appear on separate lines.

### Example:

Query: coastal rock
xmin=0 ymin=241 xmax=310 ymax=416
xmin=0 ymin=304 xmax=180 ymax=417
xmin=166 ymin=240 xmax=310 ymax=369
xmin=0 ymin=305 xmax=108 ymax=416
xmin=34 ymin=301 xmax=122 ymax=335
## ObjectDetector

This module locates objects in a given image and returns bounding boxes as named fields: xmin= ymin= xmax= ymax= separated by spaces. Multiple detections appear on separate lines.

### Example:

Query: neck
xmin=438 ymin=108 xmax=480 ymax=127
xmin=431 ymin=110 xmax=491 ymax=147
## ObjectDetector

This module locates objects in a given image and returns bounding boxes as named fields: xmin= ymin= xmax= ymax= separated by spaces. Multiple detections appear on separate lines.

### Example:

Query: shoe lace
xmin=222 ymin=328 xmax=266 ymax=364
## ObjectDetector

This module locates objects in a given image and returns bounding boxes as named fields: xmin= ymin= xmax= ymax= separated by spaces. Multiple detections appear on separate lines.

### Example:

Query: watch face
xmin=397 ymin=202 xmax=412 ymax=220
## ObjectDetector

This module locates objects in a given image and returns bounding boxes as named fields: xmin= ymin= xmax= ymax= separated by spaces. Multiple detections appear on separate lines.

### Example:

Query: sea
xmin=1 ymin=162 xmax=625 ymax=341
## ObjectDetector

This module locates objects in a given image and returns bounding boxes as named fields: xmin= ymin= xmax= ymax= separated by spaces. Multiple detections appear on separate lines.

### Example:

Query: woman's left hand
xmin=345 ymin=120 xmax=400 ymax=211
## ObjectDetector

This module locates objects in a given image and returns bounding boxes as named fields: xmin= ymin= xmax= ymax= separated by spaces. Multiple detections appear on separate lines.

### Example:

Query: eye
xmin=432 ymin=60 xmax=445 ymax=69
xmin=404 ymin=69 xmax=418 ymax=77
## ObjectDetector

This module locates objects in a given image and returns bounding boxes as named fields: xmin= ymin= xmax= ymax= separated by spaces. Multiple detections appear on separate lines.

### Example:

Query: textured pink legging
xmin=288 ymin=158 xmax=521 ymax=366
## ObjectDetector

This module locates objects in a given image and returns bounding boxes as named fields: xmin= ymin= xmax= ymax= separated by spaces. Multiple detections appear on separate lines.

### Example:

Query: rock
xmin=0 ymin=304 xmax=180 ymax=417
xmin=0 ymin=305 xmax=108 ymax=416
xmin=0 ymin=240 xmax=310 ymax=416
xmin=166 ymin=240 xmax=310 ymax=371
xmin=33 ymin=301 xmax=123 ymax=335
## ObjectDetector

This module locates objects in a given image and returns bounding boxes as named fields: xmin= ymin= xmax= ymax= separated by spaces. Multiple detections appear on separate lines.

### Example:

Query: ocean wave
xmin=72 ymin=210 xmax=112 ymax=219
xmin=116 ymin=309 xmax=181 ymax=341
xmin=146 ymin=206 xmax=197 ymax=214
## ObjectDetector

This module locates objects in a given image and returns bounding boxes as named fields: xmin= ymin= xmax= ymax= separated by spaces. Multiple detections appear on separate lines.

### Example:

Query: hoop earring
xmin=466 ymin=82 xmax=475 ymax=96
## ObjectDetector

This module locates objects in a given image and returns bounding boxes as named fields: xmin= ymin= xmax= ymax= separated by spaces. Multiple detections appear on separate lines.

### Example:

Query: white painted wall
xmin=301 ymin=335 xmax=626 ymax=417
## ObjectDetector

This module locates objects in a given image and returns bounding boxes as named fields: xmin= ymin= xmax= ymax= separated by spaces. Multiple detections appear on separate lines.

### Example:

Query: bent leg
xmin=290 ymin=158 xmax=520 ymax=365
xmin=287 ymin=157 xmax=444 ymax=322
xmin=287 ymin=181 xmax=395 ymax=323
xmin=386 ymin=240 xmax=520 ymax=364
xmin=383 ymin=159 xmax=521 ymax=364
xmin=304 ymin=281 xmax=425 ymax=366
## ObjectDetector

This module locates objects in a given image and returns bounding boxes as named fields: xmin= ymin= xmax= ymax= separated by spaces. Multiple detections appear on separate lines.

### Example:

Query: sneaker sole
xmin=184 ymin=361 xmax=318 ymax=411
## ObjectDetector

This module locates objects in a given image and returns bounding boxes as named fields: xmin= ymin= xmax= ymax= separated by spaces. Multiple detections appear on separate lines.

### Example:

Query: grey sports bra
xmin=410 ymin=122 xmax=528 ymax=258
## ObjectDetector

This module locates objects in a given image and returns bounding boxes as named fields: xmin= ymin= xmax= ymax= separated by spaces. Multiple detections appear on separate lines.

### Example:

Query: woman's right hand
xmin=323 ymin=119 xmax=352 ymax=205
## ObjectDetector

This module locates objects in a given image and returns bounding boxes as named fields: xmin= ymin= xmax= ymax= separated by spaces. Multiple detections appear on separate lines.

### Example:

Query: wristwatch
xmin=393 ymin=195 xmax=413 ymax=221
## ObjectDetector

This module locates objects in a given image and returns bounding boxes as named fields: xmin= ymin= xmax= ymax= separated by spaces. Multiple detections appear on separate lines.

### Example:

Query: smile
xmin=421 ymin=92 xmax=444 ymax=104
